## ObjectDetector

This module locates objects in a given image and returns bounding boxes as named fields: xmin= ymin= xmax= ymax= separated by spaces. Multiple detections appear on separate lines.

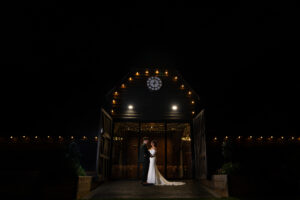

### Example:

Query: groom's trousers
xmin=142 ymin=161 xmax=150 ymax=182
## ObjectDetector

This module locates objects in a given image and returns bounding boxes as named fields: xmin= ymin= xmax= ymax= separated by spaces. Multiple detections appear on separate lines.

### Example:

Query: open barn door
xmin=96 ymin=108 xmax=113 ymax=181
xmin=193 ymin=109 xmax=207 ymax=179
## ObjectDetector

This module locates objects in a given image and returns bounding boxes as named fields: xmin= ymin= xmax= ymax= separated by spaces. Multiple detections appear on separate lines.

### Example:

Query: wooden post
xmin=137 ymin=121 xmax=141 ymax=179
xmin=164 ymin=122 xmax=168 ymax=178
xmin=190 ymin=121 xmax=195 ymax=179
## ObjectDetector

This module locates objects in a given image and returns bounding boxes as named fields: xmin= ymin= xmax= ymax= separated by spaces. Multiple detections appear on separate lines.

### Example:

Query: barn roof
xmin=104 ymin=68 xmax=203 ymax=121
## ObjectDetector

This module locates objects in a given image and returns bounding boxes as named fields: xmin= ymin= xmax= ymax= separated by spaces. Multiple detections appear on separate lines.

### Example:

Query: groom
xmin=138 ymin=137 xmax=151 ymax=185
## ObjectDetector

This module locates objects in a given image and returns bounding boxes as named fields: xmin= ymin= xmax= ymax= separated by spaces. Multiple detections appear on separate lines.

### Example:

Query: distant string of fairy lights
xmin=3 ymin=135 xmax=299 ymax=143
xmin=211 ymin=135 xmax=300 ymax=142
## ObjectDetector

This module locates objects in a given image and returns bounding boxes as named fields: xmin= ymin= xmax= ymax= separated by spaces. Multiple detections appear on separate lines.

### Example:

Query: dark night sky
xmin=2 ymin=2 xmax=300 ymax=136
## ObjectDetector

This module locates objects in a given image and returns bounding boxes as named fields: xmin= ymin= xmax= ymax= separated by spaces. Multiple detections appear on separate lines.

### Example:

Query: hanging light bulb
xmin=121 ymin=84 xmax=126 ymax=88
xmin=155 ymin=69 xmax=159 ymax=74
xmin=164 ymin=70 xmax=168 ymax=75
xmin=174 ymin=76 xmax=178 ymax=81
xmin=135 ymin=72 xmax=140 ymax=76
xmin=128 ymin=77 xmax=133 ymax=81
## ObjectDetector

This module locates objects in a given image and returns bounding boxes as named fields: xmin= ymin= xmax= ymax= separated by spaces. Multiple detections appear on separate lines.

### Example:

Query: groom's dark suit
xmin=138 ymin=143 xmax=151 ymax=182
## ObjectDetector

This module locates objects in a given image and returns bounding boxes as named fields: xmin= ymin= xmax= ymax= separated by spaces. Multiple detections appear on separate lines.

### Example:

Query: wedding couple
xmin=138 ymin=137 xmax=185 ymax=186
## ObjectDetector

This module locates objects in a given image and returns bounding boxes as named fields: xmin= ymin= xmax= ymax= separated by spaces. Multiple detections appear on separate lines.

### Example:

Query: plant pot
xmin=76 ymin=176 xmax=93 ymax=199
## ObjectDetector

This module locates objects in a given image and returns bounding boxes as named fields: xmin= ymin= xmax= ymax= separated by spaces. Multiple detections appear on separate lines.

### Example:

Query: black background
xmin=2 ymin=1 xmax=300 ymax=137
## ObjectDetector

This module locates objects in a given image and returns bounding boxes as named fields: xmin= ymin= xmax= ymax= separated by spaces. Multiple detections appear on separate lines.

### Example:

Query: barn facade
xmin=96 ymin=68 xmax=207 ymax=181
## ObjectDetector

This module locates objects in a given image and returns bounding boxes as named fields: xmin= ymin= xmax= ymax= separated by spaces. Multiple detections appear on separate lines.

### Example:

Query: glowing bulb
xmin=188 ymin=91 xmax=192 ymax=95
xmin=111 ymin=109 xmax=114 ymax=114
xmin=174 ymin=76 xmax=178 ymax=81
xmin=94 ymin=136 xmax=98 ymax=140
xmin=180 ymin=84 xmax=184 ymax=89
xmin=291 ymin=136 xmax=295 ymax=140
xmin=128 ymin=77 xmax=133 ymax=81
xmin=164 ymin=70 xmax=168 ymax=75
xmin=121 ymin=84 xmax=126 ymax=88
xmin=214 ymin=137 xmax=217 ymax=141
xmin=22 ymin=136 xmax=26 ymax=139
xmin=10 ymin=136 xmax=13 ymax=139
xmin=35 ymin=136 xmax=38 ymax=139
xmin=225 ymin=136 xmax=228 ymax=139
xmin=260 ymin=136 xmax=263 ymax=139
xmin=249 ymin=136 xmax=252 ymax=139
xmin=135 ymin=72 xmax=140 ymax=76
xmin=47 ymin=136 xmax=50 ymax=139
xmin=145 ymin=70 xmax=149 ymax=75
xmin=112 ymin=99 xmax=116 ymax=104
xmin=281 ymin=136 xmax=284 ymax=139
xmin=83 ymin=136 xmax=87 ymax=140
xmin=172 ymin=105 xmax=178 ymax=111
xmin=114 ymin=91 xmax=118 ymax=96
xmin=238 ymin=136 xmax=241 ymax=139
xmin=70 ymin=136 xmax=74 ymax=139
xmin=192 ymin=111 xmax=195 ymax=115
xmin=59 ymin=136 xmax=62 ymax=139
xmin=270 ymin=136 xmax=273 ymax=139
xmin=155 ymin=70 xmax=159 ymax=74
xmin=128 ymin=105 xmax=133 ymax=110
xmin=191 ymin=100 xmax=195 ymax=104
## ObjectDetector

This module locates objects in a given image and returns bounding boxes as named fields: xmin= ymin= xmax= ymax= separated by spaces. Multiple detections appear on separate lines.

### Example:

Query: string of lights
xmin=3 ymin=135 xmax=299 ymax=143
xmin=210 ymin=136 xmax=300 ymax=142
xmin=111 ymin=69 xmax=196 ymax=116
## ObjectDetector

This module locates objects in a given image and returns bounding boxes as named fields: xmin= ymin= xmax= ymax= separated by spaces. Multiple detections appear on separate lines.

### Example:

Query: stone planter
xmin=200 ymin=174 xmax=229 ymax=197
xmin=211 ymin=174 xmax=229 ymax=197
xmin=76 ymin=176 xmax=93 ymax=199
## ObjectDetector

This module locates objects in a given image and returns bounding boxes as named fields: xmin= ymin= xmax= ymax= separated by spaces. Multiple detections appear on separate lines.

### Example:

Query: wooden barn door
xmin=193 ymin=109 xmax=207 ymax=179
xmin=96 ymin=108 xmax=113 ymax=181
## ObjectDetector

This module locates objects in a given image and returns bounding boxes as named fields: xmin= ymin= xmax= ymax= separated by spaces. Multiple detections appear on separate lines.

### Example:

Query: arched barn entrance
xmin=96 ymin=68 xmax=207 ymax=181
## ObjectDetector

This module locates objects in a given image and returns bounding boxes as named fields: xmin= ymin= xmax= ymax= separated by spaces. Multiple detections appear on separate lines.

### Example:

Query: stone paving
xmin=86 ymin=180 xmax=214 ymax=199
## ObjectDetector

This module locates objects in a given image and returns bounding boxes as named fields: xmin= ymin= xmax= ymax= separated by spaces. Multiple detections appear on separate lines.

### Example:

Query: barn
xmin=96 ymin=68 xmax=207 ymax=181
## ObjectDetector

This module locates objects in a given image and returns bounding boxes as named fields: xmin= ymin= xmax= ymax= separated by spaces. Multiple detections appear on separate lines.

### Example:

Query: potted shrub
xmin=66 ymin=142 xmax=93 ymax=200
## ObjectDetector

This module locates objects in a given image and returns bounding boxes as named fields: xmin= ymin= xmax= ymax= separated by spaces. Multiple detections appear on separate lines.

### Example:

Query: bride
xmin=147 ymin=140 xmax=185 ymax=186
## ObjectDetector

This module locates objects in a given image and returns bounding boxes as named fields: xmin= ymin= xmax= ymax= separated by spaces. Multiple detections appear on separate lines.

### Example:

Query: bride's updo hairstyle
xmin=151 ymin=140 xmax=158 ymax=147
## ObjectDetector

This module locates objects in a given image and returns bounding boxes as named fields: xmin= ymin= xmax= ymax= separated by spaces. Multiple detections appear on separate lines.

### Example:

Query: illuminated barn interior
xmin=96 ymin=68 xmax=206 ymax=180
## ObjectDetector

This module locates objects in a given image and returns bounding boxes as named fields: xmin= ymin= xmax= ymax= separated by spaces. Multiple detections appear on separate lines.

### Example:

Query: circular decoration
xmin=147 ymin=76 xmax=162 ymax=91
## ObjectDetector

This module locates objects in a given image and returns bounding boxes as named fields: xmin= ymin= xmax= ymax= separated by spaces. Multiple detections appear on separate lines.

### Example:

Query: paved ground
xmin=86 ymin=180 xmax=215 ymax=199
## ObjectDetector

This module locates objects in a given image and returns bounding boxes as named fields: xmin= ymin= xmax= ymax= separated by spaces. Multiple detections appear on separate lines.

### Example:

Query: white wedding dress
xmin=147 ymin=149 xmax=185 ymax=186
